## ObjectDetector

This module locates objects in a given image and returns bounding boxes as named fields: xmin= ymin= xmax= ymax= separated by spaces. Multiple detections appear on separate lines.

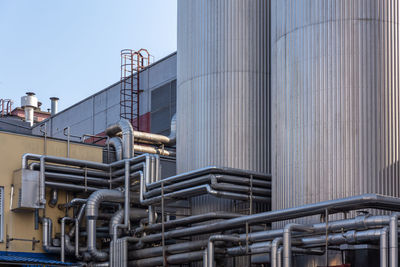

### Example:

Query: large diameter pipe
xmin=112 ymin=160 xmax=130 ymax=242
xmin=86 ymin=189 xmax=124 ymax=261
xmin=134 ymin=144 xmax=175 ymax=157
xmin=105 ymin=119 xmax=134 ymax=159
xmin=283 ymin=224 xmax=314 ymax=267
xmin=108 ymin=137 xmax=123 ymax=161
xmin=110 ymin=208 xmax=148 ymax=238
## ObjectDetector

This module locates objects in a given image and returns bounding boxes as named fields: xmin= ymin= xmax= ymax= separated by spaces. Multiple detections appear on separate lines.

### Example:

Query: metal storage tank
xmin=177 ymin=0 xmax=270 ymax=175
xmin=271 ymin=0 xmax=400 ymax=219
xmin=177 ymin=0 xmax=270 ymax=264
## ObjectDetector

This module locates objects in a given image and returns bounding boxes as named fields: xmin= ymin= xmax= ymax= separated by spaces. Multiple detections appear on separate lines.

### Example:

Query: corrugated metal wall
xmin=271 ymin=0 xmax=400 ymax=217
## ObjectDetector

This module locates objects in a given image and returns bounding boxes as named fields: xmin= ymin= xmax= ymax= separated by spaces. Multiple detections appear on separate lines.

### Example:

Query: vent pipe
xmin=21 ymin=92 xmax=38 ymax=126
xmin=50 ymin=97 xmax=59 ymax=116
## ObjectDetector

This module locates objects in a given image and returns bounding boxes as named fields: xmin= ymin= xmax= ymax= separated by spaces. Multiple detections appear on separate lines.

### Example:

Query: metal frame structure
xmin=0 ymin=99 xmax=12 ymax=117
xmin=120 ymin=49 xmax=151 ymax=131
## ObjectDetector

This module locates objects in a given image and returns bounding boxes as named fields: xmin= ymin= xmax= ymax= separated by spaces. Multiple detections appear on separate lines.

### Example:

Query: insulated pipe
xmin=110 ymin=208 xmax=148 ymax=238
xmin=120 ymin=160 xmax=131 ymax=238
xmin=61 ymin=217 xmax=79 ymax=262
xmin=133 ymin=131 xmax=171 ymax=145
xmin=147 ymin=166 xmax=271 ymax=190
xmin=134 ymin=212 xmax=242 ymax=234
xmin=134 ymin=144 xmax=176 ymax=157
xmin=45 ymin=181 xmax=105 ymax=192
xmin=277 ymin=247 xmax=283 ymax=267
xmin=39 ymin=156 xmax=46 ymax=205
xmin=129 ymin=250 xmax=206 ymax=267
xmin=136 ymin=194 xmax=400 ymax=244
xmin=48 ymin=189 xmax=58 ymax=207
xmin=44 ymin=172 xmax=111 ymax=186
xmin=41 ymin=218 xmax=60 ymax=253
xmin=144 ymin=175 xmax=270 ymax=199
xmin=105 ymin=119 xmax=134 ymax=159
xmin=271 ymin=237 xmax=282 ymax=267
xmin=86 ymin=189 xmax=124 ymax=261
xmin=381 ymin=227 xmax=389 ymax=267
xmin=69 ymin=203 xmax=86 ymax=237
xmin=283 ymin=224 xmax=314 ymax=267
xmin=22 ymin=153 xmax=110 ymax=171
xmin=389 ymin=214 xmax=398 ymax=267
xmin=167 ymin=113 xmax=176 ymax=144
xmin=206 ymin=235 xmax=241 ymax=267
xmin=141 ymin=184 xmax=270 ymax=206
xmin=108 ymin=137 xmax=123 ymax=161
xmin=29 ymin=162 xmax=110 ymax=179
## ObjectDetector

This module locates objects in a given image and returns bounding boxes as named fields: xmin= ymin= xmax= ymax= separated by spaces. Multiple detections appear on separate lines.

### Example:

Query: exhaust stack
xmin=50 ymin=97 xmax=59 ymax=116
xmin=21 ymin=92 xmax=38 ymax=126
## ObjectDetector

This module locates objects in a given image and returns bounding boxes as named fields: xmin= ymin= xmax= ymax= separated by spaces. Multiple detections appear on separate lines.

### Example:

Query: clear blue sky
xmin=0 ymin=0 xmax=177 ymax=112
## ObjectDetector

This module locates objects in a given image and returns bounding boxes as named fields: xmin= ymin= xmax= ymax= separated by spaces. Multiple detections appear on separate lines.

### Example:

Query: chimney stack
xmin=21 ymin=92 xmax=38 ymax=127
xmin=50 ymin=97 xmax=59 ymax=116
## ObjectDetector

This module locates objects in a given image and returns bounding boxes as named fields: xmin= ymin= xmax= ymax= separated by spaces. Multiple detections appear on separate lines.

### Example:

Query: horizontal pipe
xmin=134 ymin=144 xmax=176 ymax=157
xmin=135 ymin=212 xmax=243 ymax=234
xmin=147 ymin=166 xmax=271 ymax=191
xmin=137 ymin=195 xmax=400 ymax=244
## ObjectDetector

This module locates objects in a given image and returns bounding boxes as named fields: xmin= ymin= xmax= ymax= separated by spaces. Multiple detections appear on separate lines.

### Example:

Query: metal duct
xmin=271 ymin=0 xmax=400 ymax=218
xmin=108 ymin=137 xmax=123 ymax=162
xmin=105 ymin=119 xmax=134 ymax=159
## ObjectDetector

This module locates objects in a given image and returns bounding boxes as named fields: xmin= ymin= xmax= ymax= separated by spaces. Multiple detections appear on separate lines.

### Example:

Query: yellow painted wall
xmin=0 ymin=131 xmax=102 ymax=253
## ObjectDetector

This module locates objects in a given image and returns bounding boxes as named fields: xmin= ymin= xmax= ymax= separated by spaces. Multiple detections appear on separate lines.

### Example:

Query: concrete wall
xmin=32 ymin=52 xmax=177 ymax=141
xmin=0 ymin=131 xmax=102 ymax=253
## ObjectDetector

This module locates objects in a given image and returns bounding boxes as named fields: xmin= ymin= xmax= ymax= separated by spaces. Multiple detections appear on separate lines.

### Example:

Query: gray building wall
xmin=32 ymin=52 xmax=177 ymax=141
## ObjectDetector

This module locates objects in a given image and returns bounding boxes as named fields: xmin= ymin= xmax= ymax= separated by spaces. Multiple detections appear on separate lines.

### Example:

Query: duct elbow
xmin=48 ymin=189 xmax=58 ymax=208
xmin=105 ymin=119 xmax=134 ymax=159
xmin=86 ymin=190 xmax=124 ymax=219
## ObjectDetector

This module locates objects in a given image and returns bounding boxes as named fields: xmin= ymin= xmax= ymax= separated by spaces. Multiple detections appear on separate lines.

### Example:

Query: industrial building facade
xmin=0 ymin=0 xmax=398 ymax=267
xmin=32 ymin=52 xmax=177 ymax=141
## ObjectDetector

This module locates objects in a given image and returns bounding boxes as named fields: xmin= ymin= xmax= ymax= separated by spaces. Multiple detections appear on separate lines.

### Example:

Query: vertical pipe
xmin=207 ymin=240 xmax=215 ymax=267
xmin=381 ymin=227 xmax=389 ymax=267
xmin=389 ymin=214 xmax=398 ymax=267
xmin=75 ymin=218 xmax=79 ymax=258
xmin=124 ymin=160 xmax=130 ymax=230
xmin=283 ymin=224 xmax=314 ymax=267
xmin=39 ymin=156 xmax=46 ymax=205
xmin=271 ymin=237 xmax=283 ymax=267
xmin=277 ymin=247 xmax=283 ymax=267
xmin=61 ymin=217 xmax=68 ymax=262
xmin=283 ymin=228 xmax=291 ymax=267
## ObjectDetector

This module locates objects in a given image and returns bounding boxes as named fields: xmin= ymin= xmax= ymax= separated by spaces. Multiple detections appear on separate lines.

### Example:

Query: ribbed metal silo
xmin=177 ymin=0 xmax=270 ymax=175
xmin=177 ymin=0 xmax=270 ymax=264
xmin=272 ymin=0 xmax=400 ymax=218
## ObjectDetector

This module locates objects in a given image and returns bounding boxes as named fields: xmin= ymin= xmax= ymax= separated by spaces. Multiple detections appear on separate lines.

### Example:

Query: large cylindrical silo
xmin=177 ymin=0 xmax=270 ymax=264
xmin=177 ymin=1 xmax=270 ymax=181
xmin=271 ymin=0 xmax=400 ymax=222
